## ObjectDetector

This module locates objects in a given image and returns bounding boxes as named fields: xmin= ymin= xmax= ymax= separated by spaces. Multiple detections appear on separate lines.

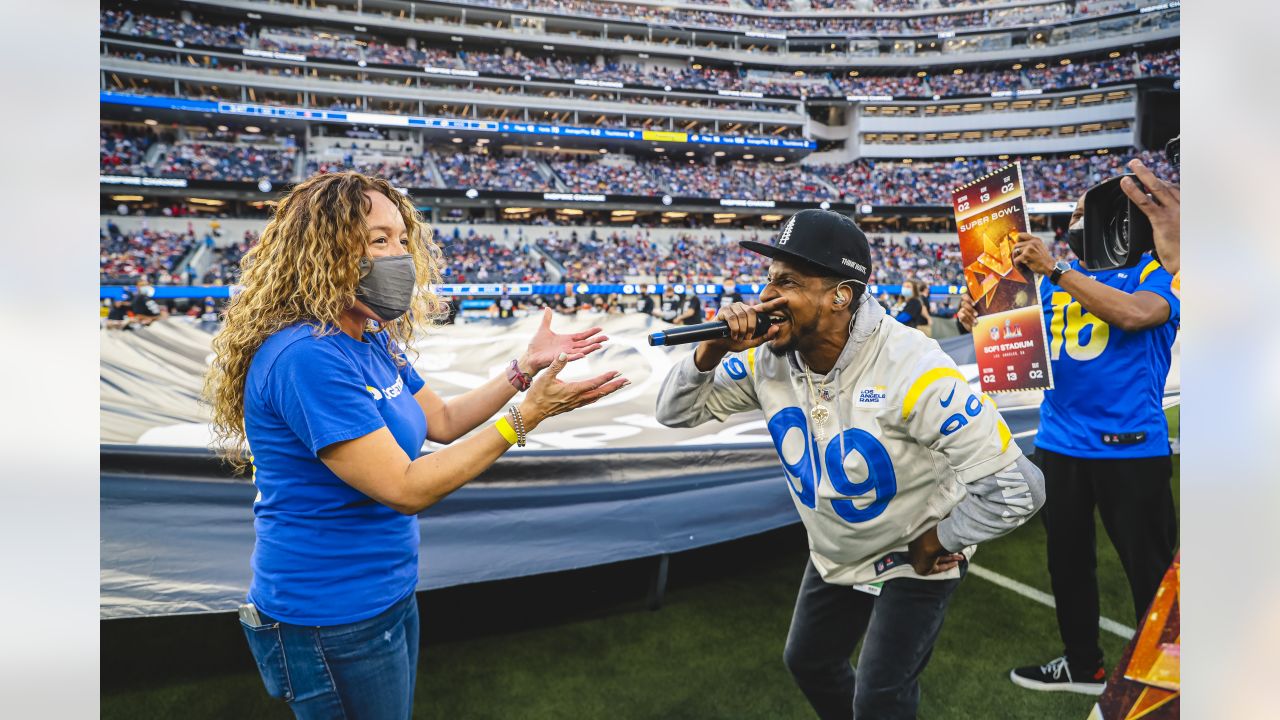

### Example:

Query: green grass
xmin=102 ymin=456 xmax=1179 ymax=720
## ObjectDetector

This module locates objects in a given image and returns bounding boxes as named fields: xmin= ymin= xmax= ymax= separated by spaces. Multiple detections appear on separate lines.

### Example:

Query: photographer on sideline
xmin=957 ymin=192 xmax=1180 ymax=695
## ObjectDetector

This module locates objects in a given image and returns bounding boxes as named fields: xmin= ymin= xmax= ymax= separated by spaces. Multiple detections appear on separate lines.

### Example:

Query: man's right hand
xmin=956 ymin=294 xmax=977 ymax=333
xmin=1121 ymin=158 xmax=1180 ymax=275
xmin=693 ymin=297 xmax=788 ymax=371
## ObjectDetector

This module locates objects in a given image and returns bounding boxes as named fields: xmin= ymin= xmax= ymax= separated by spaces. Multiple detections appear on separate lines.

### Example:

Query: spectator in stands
xmin=203 ymin=171 xmax=621 ymax=719
xmin=674 ymin=287 xmax=704 ymax=325
xmin=715 ymin=278 xmax=745 ymax=314
xmin=958 ymin=216 xmax=1179 ymax=695
xmin=105 ymin=293 xmax=132 ymax=330
xmin=896 ymin=278 xmax=932 ymax=336
xmin=637 ymin=292 xmax=657 ymax=317
xmin=658 ymin=285 xmax=681 ymax=323
xmin=129 ymin=279 xmax=167 ymax=326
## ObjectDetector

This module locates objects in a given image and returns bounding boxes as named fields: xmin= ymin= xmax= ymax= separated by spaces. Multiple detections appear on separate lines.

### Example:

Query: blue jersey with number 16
xmin=1036 ymin=254 xmax=1179 ymax=459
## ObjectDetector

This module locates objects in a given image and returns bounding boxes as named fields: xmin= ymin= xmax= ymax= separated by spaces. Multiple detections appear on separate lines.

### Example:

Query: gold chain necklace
xmin=803 ymin=369 xmax=831 ymax=442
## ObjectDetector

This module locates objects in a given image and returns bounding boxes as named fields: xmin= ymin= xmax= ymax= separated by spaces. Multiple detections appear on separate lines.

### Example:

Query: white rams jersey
xmin=656 ymin=297 xmax=1021 ymax=586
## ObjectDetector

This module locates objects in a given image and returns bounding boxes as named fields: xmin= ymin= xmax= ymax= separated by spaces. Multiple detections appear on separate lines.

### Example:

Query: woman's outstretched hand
xmin=519 ymin=353 xmax=628 ymax=429
xmin=522 ymin=308 xmax=608 ymax=375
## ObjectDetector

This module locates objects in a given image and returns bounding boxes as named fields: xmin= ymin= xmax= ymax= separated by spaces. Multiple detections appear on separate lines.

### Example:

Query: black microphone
xmin=648 ymin=314 xmax=780 ymax=347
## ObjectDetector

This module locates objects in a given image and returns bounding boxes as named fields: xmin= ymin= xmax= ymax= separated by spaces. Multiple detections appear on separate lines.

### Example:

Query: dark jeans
xmin=783 ymin=558 xmax=964 ymax=720
xmin=240 ymin=592 xmax=420 ymax=719
xmin=1037 ymin=448 xmax=1177 ymax=673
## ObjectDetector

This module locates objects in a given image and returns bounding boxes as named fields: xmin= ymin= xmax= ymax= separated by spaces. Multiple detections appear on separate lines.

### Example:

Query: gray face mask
xmin=356 ymin=255 xmax=416 ymax=323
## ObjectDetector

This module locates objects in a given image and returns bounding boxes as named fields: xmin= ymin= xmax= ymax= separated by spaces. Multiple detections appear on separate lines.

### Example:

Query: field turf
xmin=102 ymin=428 xmax=1179 ymax=719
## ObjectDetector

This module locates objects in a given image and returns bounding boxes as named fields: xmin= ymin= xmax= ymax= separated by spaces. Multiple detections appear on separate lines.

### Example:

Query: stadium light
xmin=143 ymin=119 xmax=158 ymax=126
xmin=743 ymin=154 xmax=754 ymax=160
xmin=503 ymin=207 xmax=532 ymax=214
xmin=611 ymin=209 xmax=637 ymax=216
xmin=685 ymin=151 xmax=695 ymax=157
xmin=849 ymin=71 xmax=860 ymax=77
xmin=188 ymin=198 xmax=225 ymax=206
xmin=598 ymin=148 xmax=607 ymax=153
xmin=1060 ymin=59 xmax=1072 ymax=65
xmin=713 ymin=213 xmax=737 ymax=219
xmin=1012 ymin=64 xmax=1023 ymax=70
xmin=1109 ymin=51 xmax=1122 ymax=58
xmin=558 ymin=208 xmax=584 ymax=215
xmin=761 ymin=214 xmax=783 ymax=221
xmin=773 ymin=156 xmax=786 ymax=162
xmin=654 ymin=147 xmax=665 ymax=153
xmin=663 ymin=211 xmax=688 ymax=218
xmin=216 ymin=125 xmax=228 ymax=132
xmin=111 ymin=195 xmax=144 ymax=202
xmin=713 ymin=151 xmax=726 ymax=157
xmin=451 ymin=137 xmax=464 ymax=143
xmin=245 ymin=126 xmax=260 ymax=133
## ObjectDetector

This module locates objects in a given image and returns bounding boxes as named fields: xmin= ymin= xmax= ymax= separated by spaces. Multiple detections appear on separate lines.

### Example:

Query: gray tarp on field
xmin=100 ymin=316 xmax=1179 ymax=618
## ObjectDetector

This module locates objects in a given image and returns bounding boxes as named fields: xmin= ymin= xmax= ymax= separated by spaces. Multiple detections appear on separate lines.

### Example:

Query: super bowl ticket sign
xmin=952 ymin=163 xmax=1054 ymax=394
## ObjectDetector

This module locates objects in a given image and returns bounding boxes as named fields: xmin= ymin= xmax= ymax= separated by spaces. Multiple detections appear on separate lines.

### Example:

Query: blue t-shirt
xmin=1036 ymin=255 xmax=1179 ymax=459
xmin=244 ymin=323 xmax=428 ymax=625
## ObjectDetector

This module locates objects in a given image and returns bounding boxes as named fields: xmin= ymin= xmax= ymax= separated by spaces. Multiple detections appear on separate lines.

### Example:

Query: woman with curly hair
xmin=203 ymin=171 xmax=625 ymax=718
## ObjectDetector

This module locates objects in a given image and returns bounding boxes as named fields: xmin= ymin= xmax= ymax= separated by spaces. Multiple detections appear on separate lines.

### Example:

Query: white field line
xmin=968 ymin=563 xmax=1136 ymax=639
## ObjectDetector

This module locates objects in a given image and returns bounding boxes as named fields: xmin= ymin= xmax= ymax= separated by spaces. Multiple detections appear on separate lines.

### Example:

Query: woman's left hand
xmin=522 ymin=308 xmax=608 ymax=374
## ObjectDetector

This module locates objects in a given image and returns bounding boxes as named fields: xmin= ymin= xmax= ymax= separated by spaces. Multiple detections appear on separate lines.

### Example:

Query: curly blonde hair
xmin=203 ymin=171 xmax=447 ymax=471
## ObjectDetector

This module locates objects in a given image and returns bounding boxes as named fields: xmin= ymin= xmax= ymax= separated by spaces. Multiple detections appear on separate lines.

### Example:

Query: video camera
xmin=1069 ymin=136 xmax=1179 ymax=271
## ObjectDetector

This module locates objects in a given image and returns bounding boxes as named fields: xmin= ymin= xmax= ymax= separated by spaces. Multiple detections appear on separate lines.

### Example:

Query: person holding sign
xmin=958 ymin=199 xmax=1179 ymax=696
xmin=657 ymin=209 xmax=1045 ymax=720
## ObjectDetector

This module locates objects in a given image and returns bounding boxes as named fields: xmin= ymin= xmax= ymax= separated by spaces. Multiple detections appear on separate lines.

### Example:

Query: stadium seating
xmin=101 ymin=9 xmax=1179 ymax=100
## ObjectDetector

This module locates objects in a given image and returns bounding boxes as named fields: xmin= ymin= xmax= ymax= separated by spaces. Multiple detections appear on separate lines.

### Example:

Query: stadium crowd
xmin=104 ymin=219 xmax=979 ymax=289
xmin=550 ymin=158 xmax=665 ymax=195
xmin=822 ymin=150 xmax=1179 ymax=205
xmin=452 ymin=0 xmax=1100 ymax=35
xmin=100 ymin=124 xmax=158 ymax=176
xmin=101 ymin=9 xmax=1178 ymax=100
xmin=100 ymin=223 xmax=199 ymax=285
xmin=149 ymin=141 xmax=299 ymax=183
xmin=434 ymin=229 xmax=549 ymax=284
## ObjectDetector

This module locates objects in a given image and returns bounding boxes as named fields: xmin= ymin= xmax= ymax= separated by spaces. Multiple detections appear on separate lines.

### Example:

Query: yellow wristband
xmin=495 ymin=416 xmax=518 ymax=445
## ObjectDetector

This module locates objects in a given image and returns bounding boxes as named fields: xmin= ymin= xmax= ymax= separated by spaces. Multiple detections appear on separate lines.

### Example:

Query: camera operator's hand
xmin=692 ymin=297 xmax=788 ymax=372
xmin=957 ymin=294 xmax=978 ymax=333
xmin=1121 ymin=158 xmax=1180 ymax=275
xmin=1011 ymin=233 xmax=1057 ymax=276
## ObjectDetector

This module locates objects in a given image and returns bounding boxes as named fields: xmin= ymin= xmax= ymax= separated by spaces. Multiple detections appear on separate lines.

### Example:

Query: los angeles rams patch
xmin=856 ymin=385 xmax=888 ymax=408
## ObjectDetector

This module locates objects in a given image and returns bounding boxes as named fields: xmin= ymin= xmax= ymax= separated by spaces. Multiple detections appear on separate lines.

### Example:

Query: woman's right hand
xmin=519 ymin=353 xmax=628 ymax=430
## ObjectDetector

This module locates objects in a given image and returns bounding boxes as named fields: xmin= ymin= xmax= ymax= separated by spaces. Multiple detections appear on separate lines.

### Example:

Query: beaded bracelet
xmin=507 ymin=404 xmax=527 ymax=447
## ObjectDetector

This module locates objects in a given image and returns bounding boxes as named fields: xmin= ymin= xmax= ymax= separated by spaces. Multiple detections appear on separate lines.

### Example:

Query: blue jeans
xmin=240 ymin=593 xmax=420 ymax=719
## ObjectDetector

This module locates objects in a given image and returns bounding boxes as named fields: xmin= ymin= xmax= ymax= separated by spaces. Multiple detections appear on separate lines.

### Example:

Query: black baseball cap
xmin=740 ymin=209 xmax=873 ymax=285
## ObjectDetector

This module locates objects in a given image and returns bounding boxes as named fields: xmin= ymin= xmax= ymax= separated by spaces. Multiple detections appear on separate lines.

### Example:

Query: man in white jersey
xmin=656 ymin=209 xmax=1046 ymax=720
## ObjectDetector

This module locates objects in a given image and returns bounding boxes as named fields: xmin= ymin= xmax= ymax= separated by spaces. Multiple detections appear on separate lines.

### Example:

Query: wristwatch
xmin=1049 ymin=260 xmax=1073 ymax=285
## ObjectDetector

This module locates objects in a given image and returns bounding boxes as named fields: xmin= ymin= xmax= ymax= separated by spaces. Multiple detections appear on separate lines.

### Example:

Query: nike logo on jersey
xmin=940 ymin=384 xmax=957 ymax=408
